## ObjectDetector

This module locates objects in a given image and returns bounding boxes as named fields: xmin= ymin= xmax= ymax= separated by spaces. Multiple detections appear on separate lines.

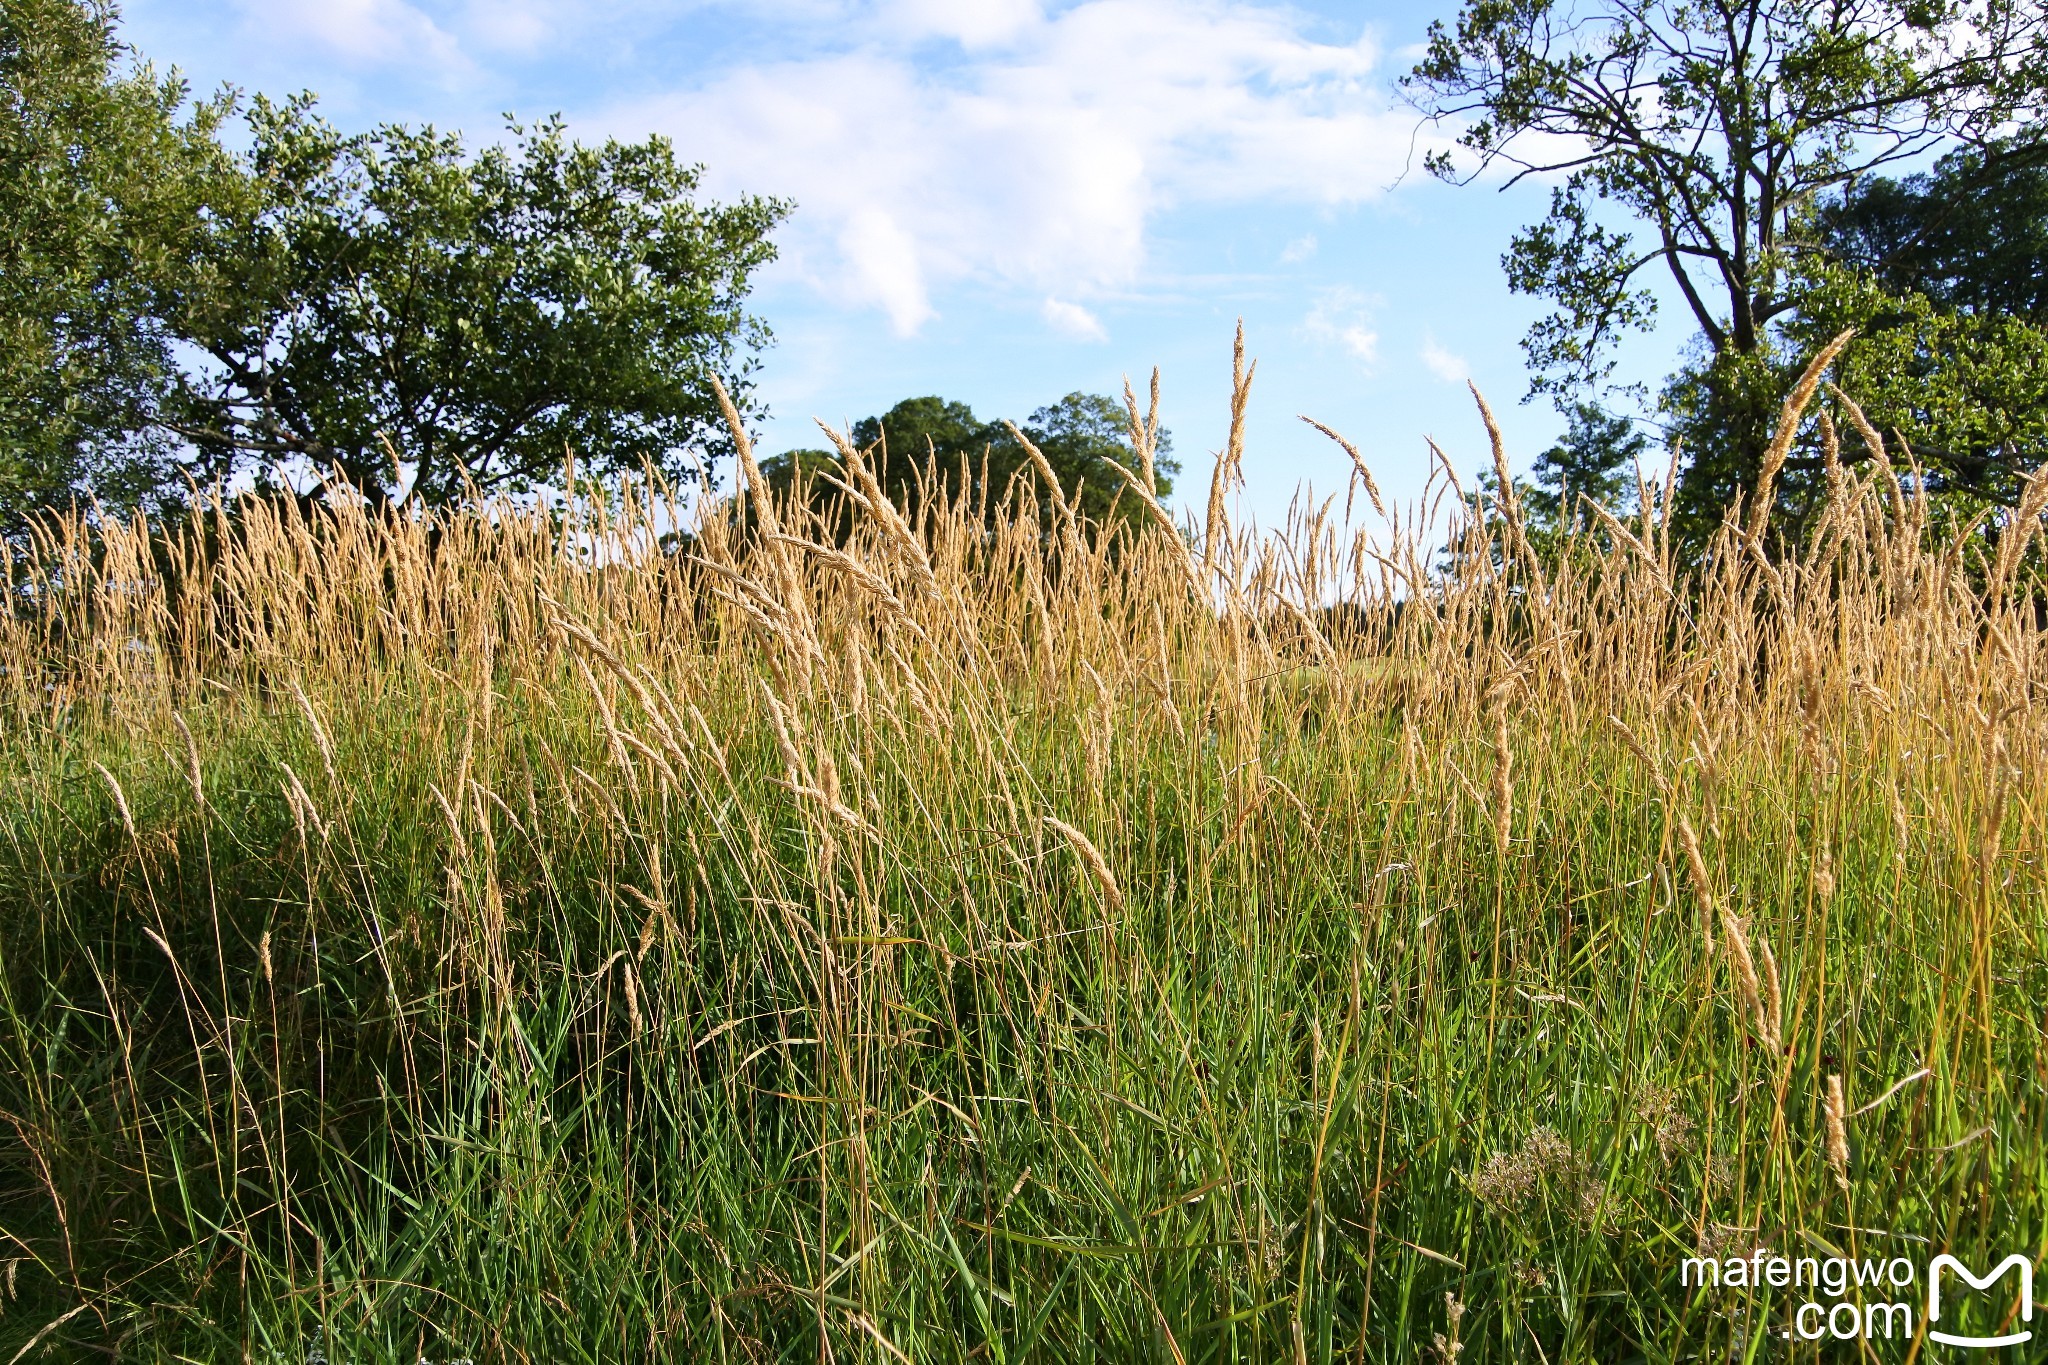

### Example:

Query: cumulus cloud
xmin=595 ymin=2 xmax=1431 ymax=334
xmin=1304 ymin=288 xmax=1379 ymax=368
xmin=887 ymin=0 xmax=1041 ymax=47
xmin=1042 ymin=297 xmax=1110 ymax=342
xmin=1420 ymin=336 xmax=1470 ymax=383
xmin=228 ymin=0 xmax=1440 ymax=334
xmin=458 ymin=0 xmax=553 ymax=54
xmin=841 ymin=207 xmax=934 ymax=334
xmin=1280 ymin=233 xmax=1318 ymax=264
xmin=243 ymin=0 xmax=467 ymax=71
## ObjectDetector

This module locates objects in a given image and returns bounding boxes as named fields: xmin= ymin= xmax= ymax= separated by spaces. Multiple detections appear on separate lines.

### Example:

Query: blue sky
xmin=119 ymin=0 xmax=1695 ymax=528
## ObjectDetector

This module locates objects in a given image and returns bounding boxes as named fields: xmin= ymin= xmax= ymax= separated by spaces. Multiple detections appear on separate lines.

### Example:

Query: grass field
xmin=1 ymin=363 xmax=2044 ymax=1362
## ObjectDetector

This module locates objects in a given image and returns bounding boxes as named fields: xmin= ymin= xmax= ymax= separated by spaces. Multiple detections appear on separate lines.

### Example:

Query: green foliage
xmin=0 ymin=2 xmax=787 ymax=526
xmin=1018 ymin=391 xmax=1177 ymax=526
xmin=1470 ymin=403 xmax=1651 ymax=568
xmin=1814 ymin=143 xmax=2048 ymax=321
xmin=1784 ymin=264 xmax=2048 ymax=495
xmin=1499 ymin=184 xmax=1656 ymax=402
xmin=1406 ymin=0 xmax=2048 ymax=536
xmin=1800 ymin=145 xmax=2048 ymax=498
xmin=169 ymin=97 xmax=789 ymax=506
xmin=855 ymin=393 xmax=990 ymax=480
xmin=1524 ymin=401 xmax=1648 ymax=533
xmin=1657 ymin=344 xmax=1794 ymax=543
xmin=1663 ymin=147 xmax=2048 ymax=541
xmin=762 ymin=391 xmax=1177 ymax=536
xmin=0 ymin=0 xmax=242 ymax=530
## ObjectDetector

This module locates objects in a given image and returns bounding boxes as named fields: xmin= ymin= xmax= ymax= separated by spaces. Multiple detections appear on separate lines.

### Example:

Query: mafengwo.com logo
xmin=1681 ymin=1246 xmax=2035 ymax=1345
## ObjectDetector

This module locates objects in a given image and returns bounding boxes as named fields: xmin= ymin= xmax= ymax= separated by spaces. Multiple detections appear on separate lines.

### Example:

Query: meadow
xmin=1 ymin=347 xmax=2044 ymax=1362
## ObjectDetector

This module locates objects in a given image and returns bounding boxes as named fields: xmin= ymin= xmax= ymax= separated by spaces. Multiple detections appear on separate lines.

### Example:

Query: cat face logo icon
xmin=1928 ymin=1254 xmax=2033 ymax=1349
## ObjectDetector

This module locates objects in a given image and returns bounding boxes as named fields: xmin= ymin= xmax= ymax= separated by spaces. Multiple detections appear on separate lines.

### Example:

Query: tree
xmin=852 ymin=394 xmax=991 ymax=503
xmin=1406 ymin=0 xmax=2048 ymax=538
xmin=1525 ymin=400 xmax=1650 ymax=533
xmin=1808 ymin=143 xmax=2048 ymax=502
xmin=1015 ymin=392 xmax=1177 ymax=528
xmin=1815 ymin=142 xmax=2048 ymax=321
xmin=1467 ymin=401 xmax=1650 ymax=572
xmin=0 ymin=0 xmax=242 ymax=530
xmin=168 ymin=96 xmax=789 ymax=507
xmin=1660 ymin=143 xmax=2048 ymax=525
xmin=760 ymin=392 xmax=1176 ymax=540
xmin=1796 ymin=269 xmax=2048 ymax=500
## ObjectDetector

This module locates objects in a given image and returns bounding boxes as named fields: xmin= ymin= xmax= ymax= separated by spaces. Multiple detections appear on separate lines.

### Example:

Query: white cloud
xmin=887 ymin=0 xmax=1041 ymax=48
xmin=247 ymin=0 xmax=467 ymax=70
xmin=1042 ymin=297 xmax=1109 ymax=342
xmin=460 ymin=0 xmax=553 ymax=54
xmin=1420 ymin=335 xmax=1469 ymax=383
xmin=1304 ymin=288 xmax=1379 ymax=368
xmin=595 ymin=2 xmax=1433 ymax=335
xmin=1280 ymin=233 xmax=1318 ymax=263
xmin=841 ymin=207 xmax=934 ymax=334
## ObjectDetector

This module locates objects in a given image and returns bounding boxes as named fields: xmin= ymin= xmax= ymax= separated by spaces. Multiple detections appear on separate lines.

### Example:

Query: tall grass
xmin=1 ymin=347 xmax=2044 ymax=1362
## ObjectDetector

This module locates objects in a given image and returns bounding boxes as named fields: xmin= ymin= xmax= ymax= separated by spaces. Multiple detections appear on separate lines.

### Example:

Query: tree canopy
xmin=1655 ymin=143 xmax=2048 ymax=533
xmin=1407 ymin=0 xmax=2048 ymax=539
xmin=168 ymin=98 xmax=788 ymax=508
xmin=1814 ymin=144 xmax=2048 ymax=322
xmin=1 ymin=1 xmax=788 ymax=528
xmin=761 ymin=392 xmax=1176 ymax=539
xmin=0 ymin=0 xmax=241 ymax=530
xmin=1525 ymin=401 xmax=1650 ymax=533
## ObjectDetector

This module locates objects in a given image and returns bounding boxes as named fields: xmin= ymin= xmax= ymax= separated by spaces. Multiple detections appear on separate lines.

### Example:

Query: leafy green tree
xmin=853 ymin=394 xmax=991 ymax=504
xmin=0 ymin=0 xmax=242 ymax=530
xmin=168 ymin=96 xmax=789 ymax=507
xmin=1685 ymin=267 xmax=2048 ymax=520
xmin=1525 ymin=401 xmax=1650 ymax=534
xmin=1467 ymin=402 xmax=1650 ymax=573
xmin=1815 ymin=143 xmax=2048 ymax=321
xmin=763 ymin=392 xmax=1176 ymax=540
xmin=755 ymin=397 xmax=985 ymax=542
xmin=1805 ymin=145 xmax=2048 ymax=501
xmin=1406 ymin=0 xmax=2048 ymax=541
xmin=1662 ymin=144 xmax=2048 ymax=529
xmin=1015 ymin=391 xmax=1176 ymax=527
